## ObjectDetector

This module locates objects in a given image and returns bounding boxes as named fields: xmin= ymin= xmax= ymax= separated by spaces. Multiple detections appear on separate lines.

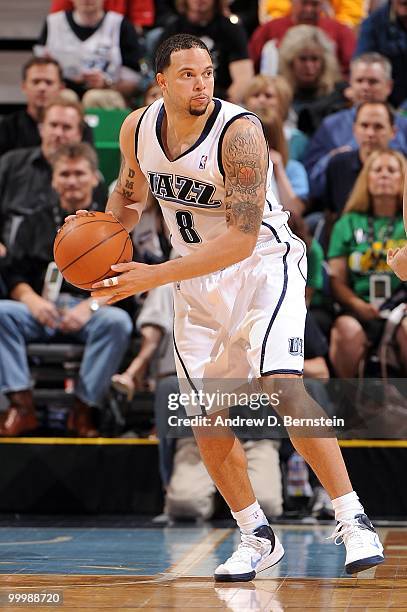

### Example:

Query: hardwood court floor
xmin=0 ymin=523 xmax=405 ymax=610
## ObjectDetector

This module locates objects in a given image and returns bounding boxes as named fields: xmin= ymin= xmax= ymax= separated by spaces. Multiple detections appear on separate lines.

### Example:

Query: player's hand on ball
xmin=91 ymin=262 xmax=153 ymax=304
xmin=387 ymin=246 xmax=407 ymax=280
xmin=63 ymin=210 xmax=116 ymax=225
xmin=63 ymin=209 xmax=94 ymax=224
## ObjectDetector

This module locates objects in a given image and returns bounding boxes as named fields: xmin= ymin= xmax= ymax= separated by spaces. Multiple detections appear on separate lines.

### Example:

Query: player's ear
xmin=156 ymin=72 xmax=167 ymax=92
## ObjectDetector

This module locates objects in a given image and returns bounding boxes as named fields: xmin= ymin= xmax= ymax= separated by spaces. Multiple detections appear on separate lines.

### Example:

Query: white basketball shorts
xmin=173 ymin=224 xmax=307 ymax=415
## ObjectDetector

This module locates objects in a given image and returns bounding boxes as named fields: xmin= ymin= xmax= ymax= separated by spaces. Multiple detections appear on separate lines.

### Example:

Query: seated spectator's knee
xmin=331 ymin=315 xmax=364 ymax=344
xmin=95 ymin=306 xmax=133 ymax=338
xmin=244 ymin=440 xmax=283 ymax=518
xmin=0 ymin=300 xmax=29 ymax=333
xmin=0 ymin=299 xmax=21 ymax=318
xmin=165 ymin=437 xmax=216 ymax=520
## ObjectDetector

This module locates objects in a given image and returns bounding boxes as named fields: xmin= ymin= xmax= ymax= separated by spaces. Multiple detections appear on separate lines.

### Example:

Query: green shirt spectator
xmin=328 ymin=148 xmax=407 ymax=379
xmin=328 ymin=211 xmax=406 ymax=302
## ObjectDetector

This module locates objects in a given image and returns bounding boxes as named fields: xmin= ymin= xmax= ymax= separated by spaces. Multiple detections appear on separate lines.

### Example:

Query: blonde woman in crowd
xmin=278 ymin=24 xmax=348 ymax=133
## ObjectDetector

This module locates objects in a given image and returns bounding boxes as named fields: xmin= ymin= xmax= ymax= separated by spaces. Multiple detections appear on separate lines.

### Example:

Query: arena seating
xmin=0 ymin=1 xmax=48 ymax=42
xmin=0 ymin=1 xmax=49 ymax=112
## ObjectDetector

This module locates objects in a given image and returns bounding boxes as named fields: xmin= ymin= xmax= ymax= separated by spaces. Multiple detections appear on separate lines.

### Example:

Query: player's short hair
xmin=354 ymin=101 xmax=395 ymax=126
xmin=155 ymin=34 xmax=211 ymax=74
xmin=22 ymin=56 xmax=63 ymax=82
xmin=350 ymin=53 xmax=392 ymax=80
xmin=50 ymin=142 xmax=98 ymax=172
xmin=43 ymin=96 xmax=85 ymax=134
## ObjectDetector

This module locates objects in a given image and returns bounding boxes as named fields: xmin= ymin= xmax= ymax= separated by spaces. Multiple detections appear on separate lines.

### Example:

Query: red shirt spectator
xmin=249 ymin=3 xmax=356 ymax=77
xmin=49 ymin=0 xmax=154 ymax=27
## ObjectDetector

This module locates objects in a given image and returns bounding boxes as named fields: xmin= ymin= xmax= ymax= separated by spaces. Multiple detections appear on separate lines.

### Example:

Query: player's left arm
xmin=105 ymin=108 xmax=151 ymax=231
xmin=387 ymin=174 xmax=407 ymax=280
xmin=91 ymin=117 xmax=268 ymax=301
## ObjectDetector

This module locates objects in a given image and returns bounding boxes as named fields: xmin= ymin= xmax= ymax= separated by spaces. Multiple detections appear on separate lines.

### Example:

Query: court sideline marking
xmin=164 ymin=528 xmax=233 ymax=578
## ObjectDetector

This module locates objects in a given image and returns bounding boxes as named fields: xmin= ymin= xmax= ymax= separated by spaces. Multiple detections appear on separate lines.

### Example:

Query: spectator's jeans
xmin=0 ymin=298 xmax=132 ymax=407
xmin=154 ymin=375 xmax=179 ymax=487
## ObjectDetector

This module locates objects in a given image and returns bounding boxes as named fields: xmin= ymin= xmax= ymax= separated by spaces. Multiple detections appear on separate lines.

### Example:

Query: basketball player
xmin=388 ymin=174 xmax=407 ymax=279
xmin=75 ymin=34 xmax=384 ymax=580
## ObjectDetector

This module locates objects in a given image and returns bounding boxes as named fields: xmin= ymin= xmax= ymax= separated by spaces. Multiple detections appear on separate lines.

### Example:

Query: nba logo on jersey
xmin=288 ymin=337 xmax=303 ymax=356
xmin=199 ymin=155 xmax=208 ymax=169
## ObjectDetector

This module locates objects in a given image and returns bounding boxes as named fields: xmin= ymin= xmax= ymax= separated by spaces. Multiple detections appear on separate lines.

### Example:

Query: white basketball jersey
xmin=45 ymin=11 xmax=123 ymax=82
xmin=135 ymin=98 xmax=287 ymax=256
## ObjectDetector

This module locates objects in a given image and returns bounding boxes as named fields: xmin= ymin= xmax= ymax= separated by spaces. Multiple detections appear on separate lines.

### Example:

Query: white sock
xmin=231 ymin=500 xmax=268 ymax=534
xmin=332 ymin=491 xmax=364 ymax=522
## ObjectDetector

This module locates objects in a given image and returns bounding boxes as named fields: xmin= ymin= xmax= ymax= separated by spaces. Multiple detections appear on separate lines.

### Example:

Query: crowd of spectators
xmin=0 ymin=0 xmax=406 ymax=521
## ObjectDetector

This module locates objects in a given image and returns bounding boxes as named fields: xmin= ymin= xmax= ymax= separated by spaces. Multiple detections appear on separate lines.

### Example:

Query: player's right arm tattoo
xmin=223 ymin=118 xmax=268 ymax=235
xmin=115 ymin=154 xmax=137 ymax=200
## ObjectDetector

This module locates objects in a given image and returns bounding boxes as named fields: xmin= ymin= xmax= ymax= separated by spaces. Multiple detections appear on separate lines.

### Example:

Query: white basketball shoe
xmin=214 ymin=524 xmax=285 ymax=582
xmin=329 ymin=513 xmax=385 ymax=574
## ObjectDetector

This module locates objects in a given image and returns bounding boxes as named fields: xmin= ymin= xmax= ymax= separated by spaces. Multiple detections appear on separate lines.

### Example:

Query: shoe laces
xmin=228 ymin=533 xmax=267 ymax=564
xmin=327 ymin=518 xmax=365 ymax=548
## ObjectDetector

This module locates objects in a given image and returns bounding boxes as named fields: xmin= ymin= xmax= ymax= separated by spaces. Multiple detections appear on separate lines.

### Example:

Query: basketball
xmin=53 ymin=211 xmax=133 ymax=290
xmin=238 ymin=165 xmax=256 ymax=187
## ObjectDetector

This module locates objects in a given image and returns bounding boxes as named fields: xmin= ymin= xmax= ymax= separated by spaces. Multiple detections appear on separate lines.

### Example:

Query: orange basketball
xmin=53 ymin=211 xmax=133 ymax=290
xmin=238 ymin=165 xmax=255 ymax=186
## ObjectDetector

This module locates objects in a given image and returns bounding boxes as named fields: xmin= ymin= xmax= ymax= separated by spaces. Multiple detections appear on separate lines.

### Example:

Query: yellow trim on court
xmin=0 ymin=438 xmax=405 ymax=447
xmin=339 ymin=440 xmax=407 ymax=448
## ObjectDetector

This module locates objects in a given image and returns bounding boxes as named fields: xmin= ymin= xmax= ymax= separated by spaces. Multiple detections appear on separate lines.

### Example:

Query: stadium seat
xmin=0 ymin=1 xmax=49 ymax=111
xmin=85 ymin=108 xmax=131 ymax=186
xmin=27 ymin=342 xmax=84 ymax=431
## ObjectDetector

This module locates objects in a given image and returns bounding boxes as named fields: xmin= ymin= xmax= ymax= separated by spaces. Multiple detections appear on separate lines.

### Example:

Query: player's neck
xmin=162 ymin=101 xmax=214 ymax=159
xmin=73 ymin=9 xmax=104 ymax=27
